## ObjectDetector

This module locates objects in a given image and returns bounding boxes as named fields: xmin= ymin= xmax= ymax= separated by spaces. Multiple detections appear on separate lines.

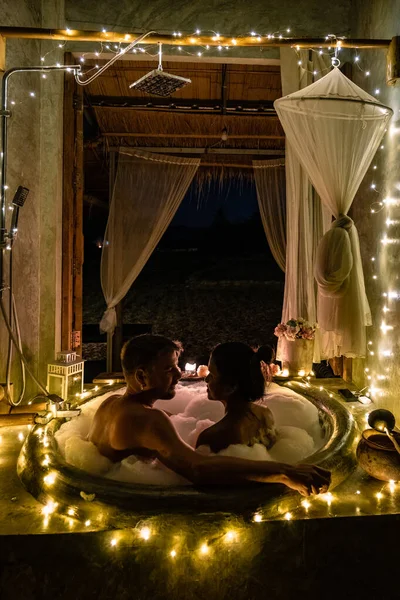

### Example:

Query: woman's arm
xmin=143 ymin=410 xmax=330 ymax=496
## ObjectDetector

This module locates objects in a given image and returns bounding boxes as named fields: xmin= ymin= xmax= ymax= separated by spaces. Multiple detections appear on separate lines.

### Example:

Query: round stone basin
xmin=17 ymin=382 xmax=357 ymax=527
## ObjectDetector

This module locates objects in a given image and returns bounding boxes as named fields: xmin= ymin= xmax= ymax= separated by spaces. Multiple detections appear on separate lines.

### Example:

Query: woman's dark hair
xmin=210 ymin=342 xmax=275 ymax=402
xmin=121 ymin=334 xmax=183 ymax=374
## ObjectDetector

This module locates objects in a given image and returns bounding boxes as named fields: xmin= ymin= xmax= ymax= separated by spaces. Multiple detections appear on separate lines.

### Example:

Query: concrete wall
xmin=350 ymin=1 xmax=400 ymax=412
xmin=65 ymin=0 xmax=352 ymax=35
xmin=0 ymin=0 xmax=65 ymax=402
xmin=65 ymin=0 xmax=352 ymax=59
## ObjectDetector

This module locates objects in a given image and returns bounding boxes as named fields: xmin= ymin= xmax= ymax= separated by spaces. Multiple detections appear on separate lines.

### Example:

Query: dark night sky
xmin=172 ymin=179 xmax=259 ymax=228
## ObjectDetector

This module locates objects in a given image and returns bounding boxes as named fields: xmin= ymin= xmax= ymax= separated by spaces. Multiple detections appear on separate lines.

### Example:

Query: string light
xmin=139 ymin=527 xmax=151 ymax=540
xmin=200 ymin=543 xmax=209 ymax=555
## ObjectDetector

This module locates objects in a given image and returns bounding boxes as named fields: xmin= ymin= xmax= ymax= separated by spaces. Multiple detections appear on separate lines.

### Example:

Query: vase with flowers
xmin=274 ymin=318 xmax=317 ymax=376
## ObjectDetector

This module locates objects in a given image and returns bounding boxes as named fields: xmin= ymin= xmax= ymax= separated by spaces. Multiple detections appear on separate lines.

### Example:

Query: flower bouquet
xmin=274 ymin=318 xmax=317 ymax=376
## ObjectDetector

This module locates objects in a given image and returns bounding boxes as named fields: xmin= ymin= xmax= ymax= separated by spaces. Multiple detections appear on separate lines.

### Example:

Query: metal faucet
xmin=34 ymin=394 xmax=81 ymax=424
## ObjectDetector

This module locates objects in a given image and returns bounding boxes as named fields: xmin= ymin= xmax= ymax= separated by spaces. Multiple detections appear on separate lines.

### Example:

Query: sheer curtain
xmin=277 ymin=48 xmax=332 ymax=362
xmin=253 ymin=159 xmax=286 ymax=271
xmin=275 ymin=67 xmax=392 ymax=357
xmin=100 ymin=149 xmax=200 ymax=333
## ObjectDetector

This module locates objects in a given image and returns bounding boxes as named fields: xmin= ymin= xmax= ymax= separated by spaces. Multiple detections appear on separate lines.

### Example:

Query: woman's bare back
xmin=196 ymin=404 xmax=276 ymax=453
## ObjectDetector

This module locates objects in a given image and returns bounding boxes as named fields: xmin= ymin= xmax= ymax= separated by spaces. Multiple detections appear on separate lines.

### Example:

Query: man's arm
xmin=117 ymin=409 xmax=330 ymax=496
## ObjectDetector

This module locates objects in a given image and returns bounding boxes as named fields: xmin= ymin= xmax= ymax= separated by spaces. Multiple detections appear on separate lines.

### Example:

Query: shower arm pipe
xmin=0 ymin=65 xmax=81 ymax=298
xmin=0 ymin=27 xmax=392 ymax=48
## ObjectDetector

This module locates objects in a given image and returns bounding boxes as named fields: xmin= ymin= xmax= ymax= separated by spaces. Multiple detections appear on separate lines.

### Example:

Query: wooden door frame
xmin=61 ymin=52 xmax=83 ymax=353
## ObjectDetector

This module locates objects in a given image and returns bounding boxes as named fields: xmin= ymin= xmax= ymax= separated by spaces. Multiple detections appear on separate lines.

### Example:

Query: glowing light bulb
xmin=231 ymin=39 xmax=237 ymax=45
xmin=29 ymin=91 xmax=35 ymax=97
xmin=322 ymin=492 xmax=333 ymax=506
xmin=302 ymin=500 xmax=311 ymax=510
xmin=253 ymin=513 xmax=263 ymax=522
xmin=44 ymin=472 xmax=56 ymax=486
xmin=376 ymin=492 xmax=383 ymax=500
xmin=68 ymin=508 xmax=75 ymax=516
xmin=111 ymin=538 xmax=117 ymax=546
xmin=355 ymin=490 xmax=361 ymax=495
xmin=225 ymin=530 xmax=237 ymax=542
xmin=18 ymin=432 xmax=24 ymax=441
xmin=139 ymin=527 xmax=151 ymax=540
xmin=196 ymin=29 xmax=201 ymax=34
xmin=298 ymin=369 xmax=306 ymax=377
xmin=42 ymin=500 xmax=57 ymax=515
xmin=284 ymin=512 xmax=292 ymax=520
xmin=200 ymin=543 xmax=209 ymax=555
xmin=355 ymin=55 xmax=359 ymax=61
xmin=375 ymin=89 xmax=380 ymax=94
xmin=287 ymin=28 xmax=291 ymax=32
xmin=170 ymin=549 xmax=177 ymax=557
xmin=365 ymin=71 xmax=370 ymax=76
xmin=370 ymin=183 xmax=376 ymax=189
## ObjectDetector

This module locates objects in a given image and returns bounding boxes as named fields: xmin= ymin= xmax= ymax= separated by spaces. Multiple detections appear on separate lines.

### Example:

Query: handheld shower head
xmin=10 ymin=186 xmax=29 ymax=238
xmin=12 ymin=186 xmax=29 ymax=207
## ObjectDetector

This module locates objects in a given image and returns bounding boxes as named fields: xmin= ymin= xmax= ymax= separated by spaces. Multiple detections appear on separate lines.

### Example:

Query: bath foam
xmin=55 ymin=382 xmax=324 ymax=485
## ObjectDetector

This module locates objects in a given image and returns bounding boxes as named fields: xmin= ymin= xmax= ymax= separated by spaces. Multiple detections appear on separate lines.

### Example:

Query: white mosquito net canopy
xmin=274 ymin=67 xmax=393 ymax=358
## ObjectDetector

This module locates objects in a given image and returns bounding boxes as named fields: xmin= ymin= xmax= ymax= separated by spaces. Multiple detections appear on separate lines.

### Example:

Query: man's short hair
xmin=121 ymin=334 xmax=183 ymax=374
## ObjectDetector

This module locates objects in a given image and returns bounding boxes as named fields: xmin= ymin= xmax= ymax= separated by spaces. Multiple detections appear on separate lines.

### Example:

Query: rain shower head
xmin=129 ymin=43 xmax=191 ymax=97
xmin=129 ymin=69 xmax=191 ymax=96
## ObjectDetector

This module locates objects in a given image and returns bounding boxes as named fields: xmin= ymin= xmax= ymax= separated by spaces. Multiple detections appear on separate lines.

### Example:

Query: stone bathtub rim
xmin=17 ymin=381 xmax=357 ymax=522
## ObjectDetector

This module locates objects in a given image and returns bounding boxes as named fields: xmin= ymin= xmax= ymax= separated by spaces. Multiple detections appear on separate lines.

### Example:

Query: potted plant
xmin=274 ymin=318 xmax=317 ymax=376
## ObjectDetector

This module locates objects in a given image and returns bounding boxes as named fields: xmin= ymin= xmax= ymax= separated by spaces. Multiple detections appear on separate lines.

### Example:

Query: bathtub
xmin=17 ymin=381 xmax=357 ymax=528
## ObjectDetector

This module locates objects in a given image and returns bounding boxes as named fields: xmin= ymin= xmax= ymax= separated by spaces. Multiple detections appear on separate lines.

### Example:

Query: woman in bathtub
xmin=196 ymin=342 xmax=277 ymax=453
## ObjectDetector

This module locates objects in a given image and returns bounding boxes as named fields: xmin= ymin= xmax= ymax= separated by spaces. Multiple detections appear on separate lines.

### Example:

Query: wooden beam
xmin=109 ymin=147 xmax=284 ymax=155
xmin=62 ymin=52 xmax=83 ymax=353
xmin=73 ymin=79 xmax=84 ymax=355
xmin=102 ymin=133 xmax=284 ymax=139
xmin=0 ymin=27 xmax=391 ymax=49
xmin=387 ymin=36 xmax=400 ymax=85
xmin=62 ymin=63 xmax=74 ymax=351
xmin=87 ymin=96 xmax=276 ymax=112
xmin=0 ymin=35 xmax=5 ymax=73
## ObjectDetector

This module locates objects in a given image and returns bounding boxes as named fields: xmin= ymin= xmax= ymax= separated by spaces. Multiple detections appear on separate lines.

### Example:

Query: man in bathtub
xmin=89 ymin=334 xmax=330 ymax=496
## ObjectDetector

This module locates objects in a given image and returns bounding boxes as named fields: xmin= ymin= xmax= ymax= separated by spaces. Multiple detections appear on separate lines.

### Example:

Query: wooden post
xmin=343 ymin=357 xmax=353 ymax=384
xmin=329 ymin=356 xmax=343 ymax=377
xmin=62 ymin=52 xmax=83 ymax=353
xmin=387 ymin=36 xmax=400 ymax=86
xmin=0 ymin=36 xmax=5 ymax=73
